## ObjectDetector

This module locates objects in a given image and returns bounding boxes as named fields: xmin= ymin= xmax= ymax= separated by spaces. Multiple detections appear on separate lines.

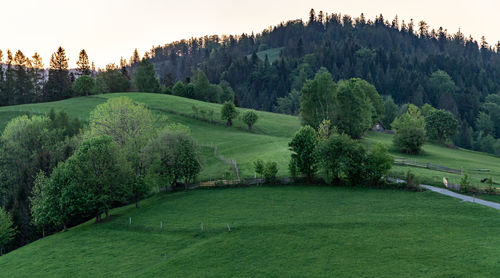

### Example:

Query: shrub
xmin=253 ymin=159 xmax=264 ymax=178
xmin=288 ymin=126 xmax=318 ymax=181
xmin=459 ymin=174 xmax=471 ymax=193
xmin=263 ymin=161 xmax=279 ymax=184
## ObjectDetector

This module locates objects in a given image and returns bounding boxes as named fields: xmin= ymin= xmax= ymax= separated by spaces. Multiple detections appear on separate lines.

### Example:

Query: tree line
xmin=0 ymin=97 xmax=202 ymax=254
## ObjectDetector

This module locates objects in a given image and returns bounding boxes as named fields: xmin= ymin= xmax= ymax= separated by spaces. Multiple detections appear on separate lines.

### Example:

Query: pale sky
xmin=1 ymin=0 xmax=499 ymax=68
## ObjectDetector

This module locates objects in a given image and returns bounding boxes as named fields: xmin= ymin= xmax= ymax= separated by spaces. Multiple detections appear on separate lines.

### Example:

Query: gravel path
xmin=420 ymin=184 xmax=500 ymax=210
xmin=388 ymin=177 xmax=500 ymax=210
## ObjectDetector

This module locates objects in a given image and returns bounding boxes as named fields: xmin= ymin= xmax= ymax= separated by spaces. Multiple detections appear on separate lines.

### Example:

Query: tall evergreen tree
xmin=76 ymin=49 xmax=91 ymax=76
xmin=31 ymin=53 xmax=45 ymax=101
xmin=44 ymin=46 xmax=71 ymax=101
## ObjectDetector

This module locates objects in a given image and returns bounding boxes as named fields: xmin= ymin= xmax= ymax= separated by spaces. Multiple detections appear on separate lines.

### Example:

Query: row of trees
xmin=288 ymin=121 xmax=393 ymax=185
xmin=0 ymin=97 xmax=202 ymax=253
xmin=0 ymin=47 xmax=163 ymax=106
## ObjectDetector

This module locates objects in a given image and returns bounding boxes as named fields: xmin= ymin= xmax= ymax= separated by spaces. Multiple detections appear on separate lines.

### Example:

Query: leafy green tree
xmin=299 ymin=68 xmax=336 ymax=128
xmin=289 ymin=125 xmax=318 ymax=181
xmin=335 ymin=78 xmax=375 ymax=138
xmin=72 ymin=75 xmax=95 ymax=96
xmin=421 ymin=103 xmax=436 ymax=117
xmin=242 ymin=110 xmax=258 ymax=131
xmin=425 ymin=109 xmax=458 ymax=143
xmin=221 ymin=101 xmax=238 ymax=126
xmin=275 ymin=89 xmax=301 ymax=115
xmin=142 ymin=128 xmax=201 ymax=190
xmin=133 ymin=59 xmax=160 ymax=93
xmin=88 ymin=97 xmax=157 ymax=204
xmin=0 ymin=207 xmax=15 ymax=254
xmin=392 ymin=104 xmax=426 ymax=154
xmin=0 ymin=113 xmax=80 ymax=244
xmin=315 ymin=132 xmax=366 ymax=185
xmin=92 ymin=74 xmax=109 ymax=94
xmin=476 ymin=112 xmax=495 ymax=136
xmin=67 ymin=136 xmax=130 ymax=219
xmin=363 ymin=143 xmax=394 ymax=185
xmin=382 ymin=96 xmax=398 ymax=129
xmin=98 ymin=69 xmax=130 ymax=93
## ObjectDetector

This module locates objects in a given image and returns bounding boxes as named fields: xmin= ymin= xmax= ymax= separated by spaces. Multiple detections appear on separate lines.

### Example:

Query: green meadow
xmin=2 ymin=186 xmax=500 ymax=277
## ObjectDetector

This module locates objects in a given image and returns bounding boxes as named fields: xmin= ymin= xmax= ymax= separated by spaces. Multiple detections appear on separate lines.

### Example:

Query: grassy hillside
xmin=2 ymin=92 xmax=500 ymax=187
xmin=0 ymin=93 xmax=500 ymax=189
xmin=2 ymin=186 xmax=500 ymax=277
xmin=364 ymin=132 xmax=500 ymax=187
xmin=0 ymin=93 xmax=300 ymax=180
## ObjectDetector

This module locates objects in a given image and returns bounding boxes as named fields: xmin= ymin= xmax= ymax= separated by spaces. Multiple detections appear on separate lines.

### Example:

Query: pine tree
xmin=31 ymin=53 xmax=45 ymax=101
xmin=44 ymin=46 xmax=71 ymax=101
xmin=3 ymin=50 xmax=15 ymax=105
xmin=13 ymin=50 xmax=33 ymax=104
xmin=76 ymin=49 xmax=91 ymax=76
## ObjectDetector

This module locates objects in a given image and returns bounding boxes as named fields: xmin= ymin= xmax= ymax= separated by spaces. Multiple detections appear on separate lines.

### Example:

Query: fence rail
xmin=394 ymin=158 xmax=463 ymax=175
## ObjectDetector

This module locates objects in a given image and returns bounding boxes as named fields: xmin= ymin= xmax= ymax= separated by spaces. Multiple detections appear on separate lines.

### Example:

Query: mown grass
xmin=2 ymin=185 xmax=500 ymax=277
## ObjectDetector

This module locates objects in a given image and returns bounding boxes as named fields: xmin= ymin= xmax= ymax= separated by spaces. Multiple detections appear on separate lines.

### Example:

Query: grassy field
xmin=364 ymin=132 xmax=500 ymax=188
xmin=2 ymin=185 xmax=500 ymax=277
xmin=2 ymin=92 xmax=500 ymax=187
xmin=247 ymin=47 xmax=284 ymax=63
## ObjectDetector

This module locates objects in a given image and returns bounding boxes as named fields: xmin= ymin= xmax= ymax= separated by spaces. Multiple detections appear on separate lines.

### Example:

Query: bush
xmin=253 ymin=159 xmax=264 ymax=178
xmin=263 ymin=161 xmax=279 ymax=184
xmin=315 ymin=133 xmax=393 ymax=186
xmin=288 ymin=126 xmax=318 ymax=181
xmin=459 ymin=174 xmax=471 ymax=193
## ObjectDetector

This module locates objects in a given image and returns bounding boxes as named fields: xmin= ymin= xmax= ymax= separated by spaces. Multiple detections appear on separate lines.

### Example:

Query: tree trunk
xmin=96 ymin=214 xmax=101 ymax=223
xmin=105 ymin=210 xmax=110 ymax=219
xmin=63 ymin=223 xmax=67 ymax=231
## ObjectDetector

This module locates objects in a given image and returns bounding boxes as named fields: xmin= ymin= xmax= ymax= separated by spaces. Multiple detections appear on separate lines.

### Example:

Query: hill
xmin=2 ymin=92 xmax=500 ymax=188
xmin=1 ymin=185 xmax=500 ymax=277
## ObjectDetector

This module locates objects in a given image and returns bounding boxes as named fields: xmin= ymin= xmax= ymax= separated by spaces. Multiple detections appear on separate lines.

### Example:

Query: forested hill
xmin=145 ymin=10 xmax=500 ymax=134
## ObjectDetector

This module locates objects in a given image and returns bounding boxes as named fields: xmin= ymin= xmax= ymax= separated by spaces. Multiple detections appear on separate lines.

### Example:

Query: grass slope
xmin=1 ymin=186 xmax=500 ymax=277
xmin=2 ymin=92 xmax=500 ymax=187
xmin=0 ymin=93 xmax=300 ymax=180
xmin=247 ymin=47 xmax=284 ymax=63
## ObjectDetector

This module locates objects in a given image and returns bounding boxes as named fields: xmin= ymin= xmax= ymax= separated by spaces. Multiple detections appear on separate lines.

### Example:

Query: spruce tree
xmin=44 ymin=46 xmax=71 ymax=101
xmin=76 ymin=49 xmax=91 ymax=76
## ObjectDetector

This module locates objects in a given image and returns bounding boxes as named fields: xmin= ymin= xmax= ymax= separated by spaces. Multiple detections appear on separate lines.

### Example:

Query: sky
xmin=1 ymin=0 xmax=499 ymax=68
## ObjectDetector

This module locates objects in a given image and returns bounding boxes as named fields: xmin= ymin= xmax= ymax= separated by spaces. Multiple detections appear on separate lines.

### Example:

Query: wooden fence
xmin=394 ymin=158 xmax=463 ymax=175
